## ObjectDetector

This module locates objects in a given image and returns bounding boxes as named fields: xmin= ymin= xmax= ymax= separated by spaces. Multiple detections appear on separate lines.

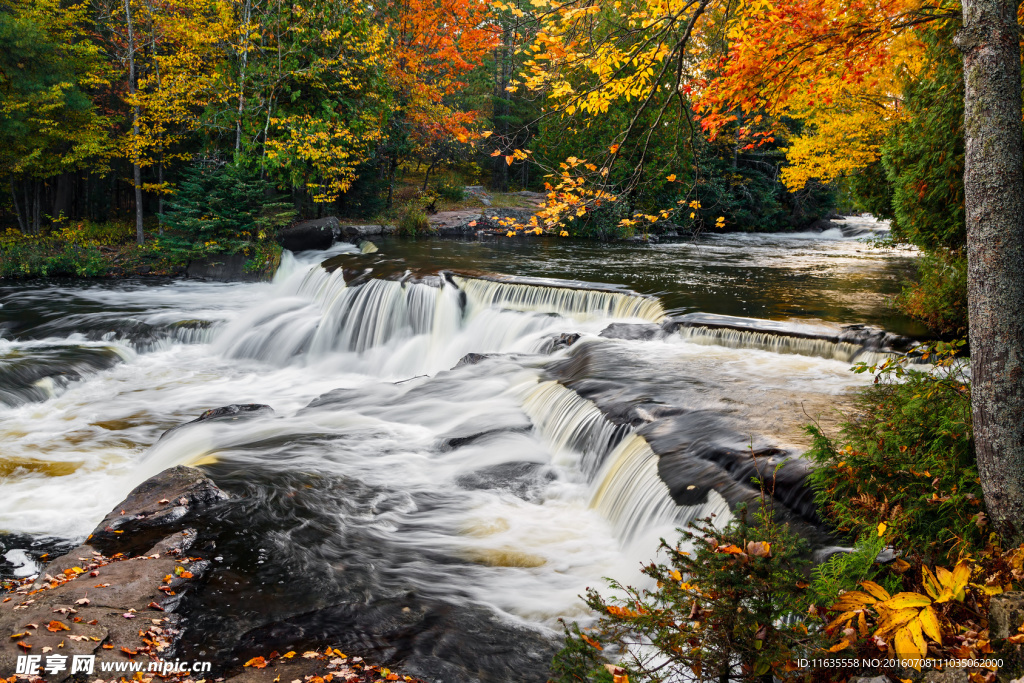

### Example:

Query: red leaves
xmin=244 ymin=657 xmax=269 ymax=669
xmin=46 ymin=620 xmax=70 ymax=632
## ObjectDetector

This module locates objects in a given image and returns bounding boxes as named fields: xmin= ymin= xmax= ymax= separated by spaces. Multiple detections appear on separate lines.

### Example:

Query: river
xmin=0 ymin=217 xmax=922 ymax=680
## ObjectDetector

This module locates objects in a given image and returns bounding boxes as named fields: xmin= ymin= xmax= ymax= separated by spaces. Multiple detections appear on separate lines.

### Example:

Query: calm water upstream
xmin=0 ymin=217 xmax=922 ymax=680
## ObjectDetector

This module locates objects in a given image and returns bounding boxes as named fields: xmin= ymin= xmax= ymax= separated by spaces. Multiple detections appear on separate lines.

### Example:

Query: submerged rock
xmin=159 ymin=404 xmax=275 ymax=441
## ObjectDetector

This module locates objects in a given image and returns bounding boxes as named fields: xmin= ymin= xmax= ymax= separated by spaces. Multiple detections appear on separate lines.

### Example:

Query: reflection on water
xmin=376 ymin=218 xmax=923 ymax=335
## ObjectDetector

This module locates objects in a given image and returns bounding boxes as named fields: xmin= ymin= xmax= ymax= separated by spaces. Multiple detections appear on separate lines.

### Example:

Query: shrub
xmin=895 ymin=249 xmax=968 ymax=338
xmin=0 ymin=224 xmax=110 ymax=277
xmin=551 ymin=497 xmax=818 ymax=683
xmin=806 ymin=342 xmax=980 ymax=562
xmin=398 ymin=206 xmax=430 ymax=235
xmin=434 ymin=172 xmax=465 ymax=201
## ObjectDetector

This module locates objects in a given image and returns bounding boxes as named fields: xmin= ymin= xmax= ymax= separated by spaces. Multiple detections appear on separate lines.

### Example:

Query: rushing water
xmin=0 ymin=218 xmax=922 ymax=679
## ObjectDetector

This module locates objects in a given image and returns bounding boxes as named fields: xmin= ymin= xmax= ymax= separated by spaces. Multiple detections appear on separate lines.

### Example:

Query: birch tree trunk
xmin=957 ymin=0 xmax=1024 ymax=541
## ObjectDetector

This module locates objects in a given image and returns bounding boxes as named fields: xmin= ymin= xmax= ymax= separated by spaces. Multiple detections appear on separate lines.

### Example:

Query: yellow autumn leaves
xmin=828 ymin=561 xmax=972 ymax=667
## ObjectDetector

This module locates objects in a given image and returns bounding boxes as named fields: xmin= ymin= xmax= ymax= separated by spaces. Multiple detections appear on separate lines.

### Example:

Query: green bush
xmin=434 ymin=172 xmax=465 ymax=201
xmin=551 ymin=501 xmax=818 ymax=683
xmin=895 ymin=249 xmax=968 ymax=338
xmin=398 ymin=206 xmax=430 ymax=235
xmin=0 ymin=225 xmax=109 ymax=277
xmin=564 ymin=200 xmax=633 ymax=240
xmin=806 ymin=343 xmax=980 ymax=562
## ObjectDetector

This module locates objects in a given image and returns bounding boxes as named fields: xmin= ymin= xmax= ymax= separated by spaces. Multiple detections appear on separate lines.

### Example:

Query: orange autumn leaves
xmin=491 ymin=0 xmax=947 ymax=232
xmin=391 ymin=0 xmax=498 ymax=156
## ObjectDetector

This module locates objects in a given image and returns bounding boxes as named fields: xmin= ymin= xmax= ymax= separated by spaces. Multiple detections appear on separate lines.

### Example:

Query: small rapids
xmin=0 ymin=227 xmax=922 ymax=680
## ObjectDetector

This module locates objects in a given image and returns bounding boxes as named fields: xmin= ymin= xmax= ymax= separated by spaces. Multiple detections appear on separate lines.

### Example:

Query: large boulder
xmin=186 ymin=253 xmax=275 ymax=282
xmin=277 ymin=217 xmax=341 ymax=251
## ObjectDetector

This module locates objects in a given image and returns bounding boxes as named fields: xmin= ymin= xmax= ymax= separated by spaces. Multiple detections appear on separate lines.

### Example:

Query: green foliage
xmin=895 ymin=249 xmax=968 ymax=338
xmin=434 ymin=172 xmax=466 ymax=201
xmin=842 ymin=161 xmax=894 ymax=221
xmin=808 ymin=529 xmax=896 ymax=605
xmin=0 ymin=0 xmax=112 ymax=181
xmin=880 ymin=27 xmax=965 ymax=252
xmin=398 ymin=206 xmax=430 ymax=235
xmin=162 ymin=163 xmax=294 ymax=259
xmin=564 ymin=200 xmax=632 ymax=240
xmin=552 ymin=501 xmax=818 ymax=683
xmin=806 ymin=342 xmax=980 ymax=562
xmin=0 ymin=238 xmax=107 ymax=278
xmin=337 ymin=159 xmax=391 ymax=218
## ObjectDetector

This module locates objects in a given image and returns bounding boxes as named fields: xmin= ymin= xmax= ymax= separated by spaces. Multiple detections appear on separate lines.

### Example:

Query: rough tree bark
xmin=956 ymin=0 xmax=1024 ymax=541
xmin=124 ymin=0 xmax=145 ymax=245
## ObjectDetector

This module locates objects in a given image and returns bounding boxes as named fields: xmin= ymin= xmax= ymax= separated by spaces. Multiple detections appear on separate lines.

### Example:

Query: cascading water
xmin=0 ymin=228 xmax=923 ymax=680
xmin=672 ymin=325 xmax=895 ymax=364
xmin=454 ymin=275 xmax=666 ymax=322
xmin=589 ymin=433 xmax=731 ymax=541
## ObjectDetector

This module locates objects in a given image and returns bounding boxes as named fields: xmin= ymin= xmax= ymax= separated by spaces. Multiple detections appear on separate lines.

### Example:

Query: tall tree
xmin=123 ymin=0 xmax=145 ymax=244
xmin=956 ymin=0 xmax=1024 ymax=541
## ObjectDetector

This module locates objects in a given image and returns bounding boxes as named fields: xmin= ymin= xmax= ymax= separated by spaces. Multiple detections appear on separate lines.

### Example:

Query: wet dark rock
xmin=193 ymin=403 xmax=275 ymax=424
xmin=160 ymin=404 xmax=275 ymax=442
xmin=455 ymin=462 xmax=552 ymax=500
xmin=0 ymin=533 xmax=76 ymax=581
xmin=230 ymin=597 xmax=556 ymax=683
xmin=0 ymin=345 xmax=126 ymax=408
xmin=807 ymin=218 xmax=839 ymax=232
xmin=664 ymin=312 xmax=918 ymax=354
xmin=187 ymin=253 xmax=274 ymax=282
xmin=278 ymin=217 xmax=341 ymax=251
xmin=535 ymin=332 xmax=581 ymax=354
xmin=454 ymin=352 xmax=492 ymax=368
xmin=545 ymin=342 xmax=831 ymax=543
xmin=88 ymin=465 xmax=230 ymax=555
xmin=599 ymin=322 xmax=664 ymax=341
xmin=0 ymin=467 xmax=217 ymax=680
xmin=550 ymin=332 xmax=580 ymax=350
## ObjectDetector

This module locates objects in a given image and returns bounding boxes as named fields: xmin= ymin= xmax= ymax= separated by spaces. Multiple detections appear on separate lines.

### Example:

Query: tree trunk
xmin=10 ymin=178 xmax=26 ymax=232
xmin=157 ymin=158 xmax=164 ymax=235
xmin=422 ymin=162 xmax=434 ymax=191
xmin=235 ymin=0 xmax=252 ymax=154
xmin=33 ymin=180 xmax=40 ymax=233
xmin=124 ymin=0 xmax=145 ymax=244
xmin=956 ymin=0 xmax=1024 ymax=541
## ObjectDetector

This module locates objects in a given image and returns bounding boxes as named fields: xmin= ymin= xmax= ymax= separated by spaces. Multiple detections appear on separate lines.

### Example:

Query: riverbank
xmin=1 ymin=206 xmax=874 ymax=283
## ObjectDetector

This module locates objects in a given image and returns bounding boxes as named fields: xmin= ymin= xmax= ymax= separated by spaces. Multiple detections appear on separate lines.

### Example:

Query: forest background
xmin=0 ymin=0 xmax=981 ymax=337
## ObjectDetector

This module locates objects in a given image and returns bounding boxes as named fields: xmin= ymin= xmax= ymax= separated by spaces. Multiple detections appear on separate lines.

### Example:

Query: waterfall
xmin=589 ymin=433 xmax=731 ymax=541
xmin=217 ymin=268 xmax=464 ymax=365
xmin=517 ymin=377 xmax=732 ymax=544
xmin=455 ymin=276 xmax=666 ymax=322
xmin=519 ymin=380 xmax=628 ymax=476
xmin=673 ymin=325 xmax=896 ymax=364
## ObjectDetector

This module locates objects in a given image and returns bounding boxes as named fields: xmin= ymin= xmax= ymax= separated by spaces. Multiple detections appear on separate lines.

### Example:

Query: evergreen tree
xmin=162 ymin=162 xmax=293 ymax=257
